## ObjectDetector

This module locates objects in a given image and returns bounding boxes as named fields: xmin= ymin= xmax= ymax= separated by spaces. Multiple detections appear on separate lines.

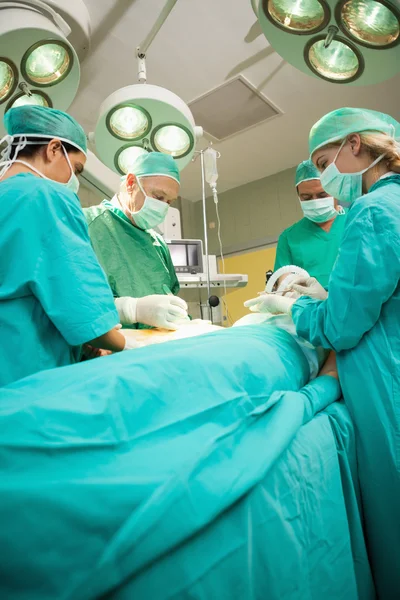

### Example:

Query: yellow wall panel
xmin=219 ymin=247 xmax=276 ymax=324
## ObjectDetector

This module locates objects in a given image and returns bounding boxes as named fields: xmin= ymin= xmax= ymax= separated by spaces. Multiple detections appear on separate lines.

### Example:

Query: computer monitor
xmin=167 ymin=239 xmax=204 ymax=274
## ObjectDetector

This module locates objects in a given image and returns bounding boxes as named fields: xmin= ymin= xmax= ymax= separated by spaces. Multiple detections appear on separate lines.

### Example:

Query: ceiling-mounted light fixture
xmin=0 ymin=0 xmax=90 ymax=134
xmin=252 ymin=0 xmax=400 ymax=84
xmin=93 ymin=0 xmax=203 ymax=176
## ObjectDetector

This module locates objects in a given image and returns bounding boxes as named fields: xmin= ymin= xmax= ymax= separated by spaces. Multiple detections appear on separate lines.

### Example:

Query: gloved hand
xmin=115 ymin=295 xmax=189 ymax=330
xmin=244 ymin=294 xmax=295 ymax=315
xmin=289 ymin=276 xmax=328 ymax=301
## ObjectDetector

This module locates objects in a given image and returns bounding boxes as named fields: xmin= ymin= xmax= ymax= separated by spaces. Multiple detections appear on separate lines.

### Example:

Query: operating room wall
xmin=79 ymin=186 xmax=104 ymax=208
xmin=181 ymin=166 xmax=300 ymax=253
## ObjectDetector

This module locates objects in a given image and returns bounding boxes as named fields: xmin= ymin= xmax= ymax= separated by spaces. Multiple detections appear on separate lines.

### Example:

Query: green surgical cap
xmin=4 ymin=105 xmax=87 ymax=155
xmin=295 ymin=159 xmax=320 ymax=187
xmin=128 ymin=152 xmax=180 ymax=183
xmin=309 ymin=107 xmax=400 ymax=157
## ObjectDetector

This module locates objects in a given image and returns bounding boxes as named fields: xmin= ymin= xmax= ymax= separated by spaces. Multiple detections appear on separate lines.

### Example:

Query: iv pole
xmin=133 ymin=0 xmax=213 ymax=320
xmin=199 ymin=150 xmax=212 ymax=321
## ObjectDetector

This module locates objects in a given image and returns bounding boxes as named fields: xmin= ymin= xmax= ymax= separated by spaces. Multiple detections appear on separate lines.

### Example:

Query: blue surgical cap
xmin=295 ymin=159 xmax=320 ymax=187
xmin=4 ymin=106 xmax=87 ymax=155
xmin=128 ymin=152 xmax=180 ymax=184
xmin=309 ymin=107 xmax=400 ymax=158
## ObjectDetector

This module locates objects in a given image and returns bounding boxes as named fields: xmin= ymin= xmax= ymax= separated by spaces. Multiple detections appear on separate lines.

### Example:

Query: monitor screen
xmin=169 ymin=244 xmax=187 ymax=267
xmin=168 ymin=242 xmax=201 ymax=269
xmin=187 ymin=244 xmax=199 ymax=266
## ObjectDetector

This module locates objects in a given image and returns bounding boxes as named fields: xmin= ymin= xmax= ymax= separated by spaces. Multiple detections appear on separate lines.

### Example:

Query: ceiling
xmin=69 ymin=0 xmax=400 ymax=201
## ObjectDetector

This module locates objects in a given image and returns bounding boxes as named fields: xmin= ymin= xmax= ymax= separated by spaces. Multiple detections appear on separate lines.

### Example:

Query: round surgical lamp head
xmin=337 ymin=0 xmax=400 ymax=48
xmin=0 ymin=0 xmax=90 ymax=134
xmin=94 ymin=84 xmax=202 ymax=174
xmin=256 ymin=0 xmax=400 ymax=85
xmin=6 ymin=90 xmax=52 ymax=111
xmin=115 ymin=144 xmax=149 ymax=175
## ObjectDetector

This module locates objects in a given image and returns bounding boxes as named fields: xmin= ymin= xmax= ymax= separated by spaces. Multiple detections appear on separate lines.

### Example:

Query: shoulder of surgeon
xmin=349 ymin=179 xmax=400 ymax=234
xmin=83 ymin=202 xmax=108 ymax=226
xmin=147 ymin=229 xmax=168 ymax=246
xmin=1 ymin=173 xmax=81 ymax=212
xmin=279 ymin=217 xmax=309 ymax=238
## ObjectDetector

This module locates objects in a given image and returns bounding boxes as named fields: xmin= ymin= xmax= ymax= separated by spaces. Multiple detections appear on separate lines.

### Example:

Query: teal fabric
xmin=4 ymin=105 xmax=87 ymax=154
xmin=274 ymin=212 xmax=347 ymax=287
xmin=295 ymin=159 xmax=320 ymax=186
xmin=0 ymin=324 xmax=373 ymax=599
xmin=309 ymin=107 xmax=400 ymax=156
xmin=123 ymin=151 xmax=180 ymax=182
xmin=84 ymin=201 xmax=179 ymax=329
xmin=292 ymin=175 xmax=400 ymax=599
xmin=0 ymin=173 xmax=119 ymax=386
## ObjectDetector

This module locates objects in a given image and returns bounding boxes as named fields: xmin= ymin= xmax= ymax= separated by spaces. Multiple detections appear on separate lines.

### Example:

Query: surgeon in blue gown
xmin=0 ymin=106 xmax=129 ymax=387
xmin=245 ymin=108 xmax=400 ymax=599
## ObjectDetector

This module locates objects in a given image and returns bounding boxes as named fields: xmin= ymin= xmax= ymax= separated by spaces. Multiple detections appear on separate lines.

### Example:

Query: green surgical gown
xmin=274 ymin=213 xmax=346 ymax=287
xmin=84 ymin=200 xmax=179 ymax=329
xmin=292 ymin=175 xmax=400 ymax=599
xmin=0 ymin=174 xmax=119 ymax=387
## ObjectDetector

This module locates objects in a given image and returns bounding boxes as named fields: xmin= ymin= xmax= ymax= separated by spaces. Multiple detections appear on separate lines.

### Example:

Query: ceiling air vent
xmin=189 ymin=75 xmax=282 ymax=141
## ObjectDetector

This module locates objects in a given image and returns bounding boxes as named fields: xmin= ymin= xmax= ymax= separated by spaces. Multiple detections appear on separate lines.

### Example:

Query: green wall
xmin=181 ymin=166 xmax=302 ymax=256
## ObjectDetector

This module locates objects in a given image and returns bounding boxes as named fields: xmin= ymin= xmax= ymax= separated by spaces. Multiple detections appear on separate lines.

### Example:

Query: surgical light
xmin=116 ymin=145 xmax=149 ymax=175
xmin=0 ymin=59 xmax=17 ymax=103
xmin=93 ymin=0 xmax=202 ymax=175
xmin=339 ymin=0 xmax=400 ymax=47
xmin=0 ymin=0 xmax=90 ymax=136
xmin=267 ymin=0 xmax=328 ymax=32
xmin=306 ymin=36 xmax=362 ymax=81
xmin=254 ymin=0 xmax=400 ymax=84
xmin=22 ymin=41 xmax=73 ymax=86
xmin=152 ymin=124 xmax=193 ymax=158
xmin=95 ymin=83 xmax=202 ymax=175
xmin=108 ymin=105 xmax=151 ymax=140
xmin=8 ymin=90 xmax=51 ymax=110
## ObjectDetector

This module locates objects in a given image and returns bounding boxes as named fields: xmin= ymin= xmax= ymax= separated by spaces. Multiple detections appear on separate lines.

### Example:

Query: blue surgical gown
xmin=292 ymin=174 xmax=400 ymax=600
xmin=0 ymin=173 xmax=119 ymax=387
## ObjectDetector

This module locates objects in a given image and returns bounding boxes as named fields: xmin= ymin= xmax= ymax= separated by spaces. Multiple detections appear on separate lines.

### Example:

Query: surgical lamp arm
xmin=136 ymin=0 xmax=179 ymax=56
xmin=136 ymin=0 xmax=179 ymax=83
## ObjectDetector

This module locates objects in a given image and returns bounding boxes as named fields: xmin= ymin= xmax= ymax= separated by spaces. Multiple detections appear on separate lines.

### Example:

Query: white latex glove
xmin=289 ymin=276 xmax=328 ymax=301
xmin=244 ymin=294 xmax=295 ymax=315
xmin=115 ymin=295 xmax=189 ymax=330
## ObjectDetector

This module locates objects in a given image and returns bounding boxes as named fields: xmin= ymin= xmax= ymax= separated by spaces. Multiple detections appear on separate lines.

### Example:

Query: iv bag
xmin=204 ymin=147 xmax=218 ymax=187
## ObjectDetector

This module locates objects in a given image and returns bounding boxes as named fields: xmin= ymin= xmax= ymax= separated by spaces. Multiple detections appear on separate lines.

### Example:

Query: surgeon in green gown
xmin=84 ymin=153 xmax=188 ymax=330
xmin=246 ymin=108 xmax=400 ymax=600
xmin=274 ymin=159 xmax=346 ymax=287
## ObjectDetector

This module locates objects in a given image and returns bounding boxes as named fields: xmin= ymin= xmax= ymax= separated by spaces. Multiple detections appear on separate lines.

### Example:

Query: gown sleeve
xmin=292 ymin=194 xmax=400 ymax=351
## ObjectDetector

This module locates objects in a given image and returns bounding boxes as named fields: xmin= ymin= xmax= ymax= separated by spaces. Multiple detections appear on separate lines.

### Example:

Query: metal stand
xmin=199 ymin=150 xmax=212 ymax=320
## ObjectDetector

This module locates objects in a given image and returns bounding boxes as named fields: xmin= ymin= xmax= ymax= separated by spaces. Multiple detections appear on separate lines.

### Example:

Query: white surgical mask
xmin=0 ymin=135 xmax=80 ymax=194
xmin=300 ymin=196 xmax=340 ymax=223
xmin=320 ymin=139 xmax=386 ymax=206
xmin=62 ymin=147 xmax=80 ymax=194
xmin=130 ymin=177 xmax=169 ymax=230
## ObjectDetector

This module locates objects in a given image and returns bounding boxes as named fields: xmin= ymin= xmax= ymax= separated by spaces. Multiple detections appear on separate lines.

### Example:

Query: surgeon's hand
xmin=289 ymin=276 xmax=328 ymax=301
xmin=115 ymin=295 xmax=189 ymax=330
xmin=244 ymin=294 xmax=295 ymax=315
